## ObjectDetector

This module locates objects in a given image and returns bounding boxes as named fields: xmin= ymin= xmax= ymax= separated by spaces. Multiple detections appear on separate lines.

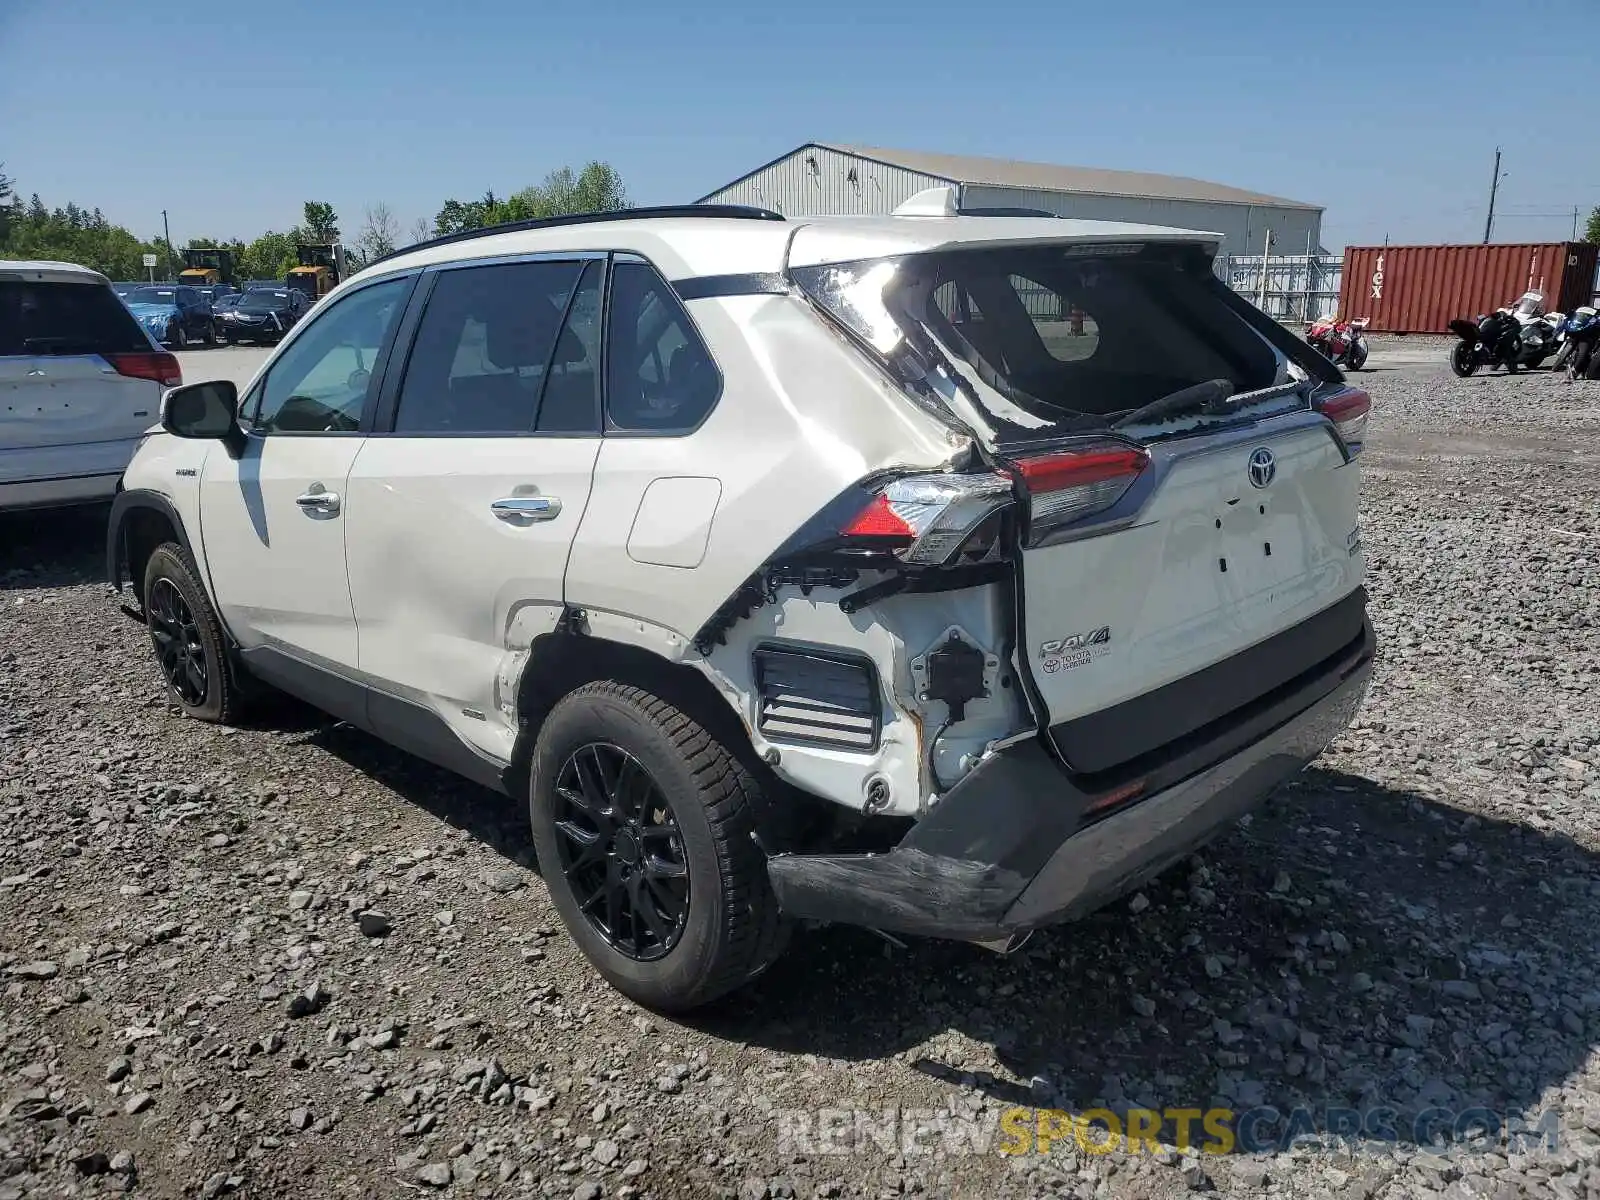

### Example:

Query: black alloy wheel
xmin=552 ymin=743 xmax=690 ymax=961
xmin=147 ymin=576 xmax=208 ymax=707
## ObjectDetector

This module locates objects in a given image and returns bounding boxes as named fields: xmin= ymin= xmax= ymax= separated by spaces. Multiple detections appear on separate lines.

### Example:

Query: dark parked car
xmin=219 ymin=287 xmax=309 ymax=344
xmin=123 ymin=284 xmax=217 ymax=348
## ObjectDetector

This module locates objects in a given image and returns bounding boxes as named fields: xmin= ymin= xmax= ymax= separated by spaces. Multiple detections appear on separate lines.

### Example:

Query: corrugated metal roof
xmin=812 ymin=143 xmax=1321 ymax=212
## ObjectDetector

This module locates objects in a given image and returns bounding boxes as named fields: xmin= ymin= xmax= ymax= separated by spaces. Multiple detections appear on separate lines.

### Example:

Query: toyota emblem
xmin=1247 ymin=448 xmax=1276 ymax=488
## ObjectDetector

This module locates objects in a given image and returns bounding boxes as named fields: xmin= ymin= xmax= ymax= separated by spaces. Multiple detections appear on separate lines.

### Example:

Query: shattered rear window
xmin=794 ymin=243 xmax=1296 ymax=443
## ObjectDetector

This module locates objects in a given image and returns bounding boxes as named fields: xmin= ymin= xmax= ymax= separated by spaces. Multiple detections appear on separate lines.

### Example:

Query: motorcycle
xmin=1504 ymin=290 xmax=1558 ymax=369
xmin=1551 ymin=305 xmax=1598 ymax=373
xmin=1305 ymin=315 xmax=1370 ymax=370
xmin=1448 ymin=307 xmax=1524 ymax=376
xmin=1568 ymin=316 xmax=1600 ymax=379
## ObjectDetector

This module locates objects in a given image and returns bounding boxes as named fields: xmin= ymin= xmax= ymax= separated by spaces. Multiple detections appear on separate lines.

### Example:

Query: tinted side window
xmin=604 ymin=260 xmax=720 ymax=433
xmin=392 ymin=260 xmax=599 ymax=435
xmin=253 ymin=277 xmax=409 ymax=434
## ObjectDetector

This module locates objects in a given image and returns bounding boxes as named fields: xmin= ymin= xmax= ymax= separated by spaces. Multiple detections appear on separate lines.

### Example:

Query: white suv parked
xmin=109 ymin=194 xmax=1375 ymax=1011
xmin=2 ymin=261 xmax=181 ymax=511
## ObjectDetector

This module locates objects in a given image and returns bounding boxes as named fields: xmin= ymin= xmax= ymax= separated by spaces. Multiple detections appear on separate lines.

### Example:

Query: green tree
xmin=0 ymin=163 xmax=13 ymax=242
xmin=301 ymin=201 xmax=339 ymax=244
xmin=239 ymin=230 xmax=298 ymax=282
xmin=1584 ymin=206 xmax=1600 ymax=245
xmin=0 ymin=186 xmax=160 ymax=278
xmin=510 ymin=162 xmax=630 ymax=219
xmin=432 ymin=162 xmax=630 ymax=236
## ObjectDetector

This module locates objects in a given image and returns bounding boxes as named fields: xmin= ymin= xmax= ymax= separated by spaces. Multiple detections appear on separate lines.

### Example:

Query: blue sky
xmin=3 ymin=0 xmax=1595 ymax=252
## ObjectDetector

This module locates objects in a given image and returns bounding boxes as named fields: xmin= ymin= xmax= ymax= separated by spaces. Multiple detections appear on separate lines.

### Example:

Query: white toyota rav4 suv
xmin=108 ymin=193 xmax=1375 ymax=1011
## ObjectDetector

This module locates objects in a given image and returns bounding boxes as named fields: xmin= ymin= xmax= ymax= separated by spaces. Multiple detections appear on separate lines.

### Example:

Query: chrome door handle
xmin=295 ymin=489 xmax=340 ymax=513
xmin=491 ymin=496 xmax=561 ymax=522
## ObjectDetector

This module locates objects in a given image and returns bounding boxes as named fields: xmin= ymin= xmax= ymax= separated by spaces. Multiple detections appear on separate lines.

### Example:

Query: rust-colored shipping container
xmin=1337 ymin=242 xmax=1600 ymax=334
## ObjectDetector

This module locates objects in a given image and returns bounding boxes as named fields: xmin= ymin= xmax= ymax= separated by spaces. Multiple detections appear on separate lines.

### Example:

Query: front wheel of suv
xmin=528 ymin=681 xmax=788 ymax=1012
xmin=142 ymin=543 xmax=239 ymax=723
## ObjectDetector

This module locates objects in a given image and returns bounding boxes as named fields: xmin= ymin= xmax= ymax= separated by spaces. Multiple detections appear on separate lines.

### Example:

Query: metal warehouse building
xmin=698 ymin=142 xmax=1323 ymax=272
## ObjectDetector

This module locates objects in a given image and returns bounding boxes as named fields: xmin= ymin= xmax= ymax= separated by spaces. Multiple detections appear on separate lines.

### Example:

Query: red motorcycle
xmin=1305 ymin=316 xmax=1369 ymax=371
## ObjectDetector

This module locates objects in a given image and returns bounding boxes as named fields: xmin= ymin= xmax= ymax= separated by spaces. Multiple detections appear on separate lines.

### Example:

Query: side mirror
xmin=161 ymin=380 xmax=247 ymax=458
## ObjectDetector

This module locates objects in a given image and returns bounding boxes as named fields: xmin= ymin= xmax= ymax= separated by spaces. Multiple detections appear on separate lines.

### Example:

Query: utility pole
xmin=1574 ymin=205 xmax=1581 ymax=242
xmin=1483 ymin=148 xmax=1502 ymax=244
xmin=161 ymin=209 xmax=175 ymax=279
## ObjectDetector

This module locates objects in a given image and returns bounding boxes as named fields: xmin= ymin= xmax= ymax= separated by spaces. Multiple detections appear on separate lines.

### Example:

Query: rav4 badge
xmin=1038 ymin=625 xmax=1112 ymax=675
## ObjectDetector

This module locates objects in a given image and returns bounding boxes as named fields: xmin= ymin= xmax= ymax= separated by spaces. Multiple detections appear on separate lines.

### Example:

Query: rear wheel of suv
xmin=142 ymin=543 xmax=238 ymax=724
xmin=528 ymin=681 xmax=788 ymax=1011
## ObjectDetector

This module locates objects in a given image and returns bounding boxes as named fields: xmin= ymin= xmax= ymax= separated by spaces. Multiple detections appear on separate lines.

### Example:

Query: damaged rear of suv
xmin=688 ymin=205 xmax=1374 ymax=973
xmin=123 ymin=199 xmax=1373 ymax=1011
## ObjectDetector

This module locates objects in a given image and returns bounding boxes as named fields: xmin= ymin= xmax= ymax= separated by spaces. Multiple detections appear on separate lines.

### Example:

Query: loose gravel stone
xmin=416 ymin=1162 xmax=452 ymax=1188
xmin=1 ymin=360 xmax=1598 ymax=1197
xmin=357 ymin=910 xmax=392 ymax=938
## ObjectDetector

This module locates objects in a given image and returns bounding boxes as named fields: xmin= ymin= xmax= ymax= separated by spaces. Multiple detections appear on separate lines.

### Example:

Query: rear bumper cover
xmin=767 ymin=612 xmax=1375 ymax=941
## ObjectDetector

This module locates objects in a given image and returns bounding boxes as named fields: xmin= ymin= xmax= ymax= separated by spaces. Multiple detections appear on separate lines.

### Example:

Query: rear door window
xmin=0 ymin=280 xmax=150 ymax=357
xmin=391 ymin=259 xmax=601 ymax=435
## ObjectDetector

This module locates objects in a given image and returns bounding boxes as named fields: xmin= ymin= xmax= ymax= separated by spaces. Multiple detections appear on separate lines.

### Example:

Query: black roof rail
xmin=957 ymin=206 xmax=1061 ymax=218
xmin=370 ymin=204 xmax=786 ymax=268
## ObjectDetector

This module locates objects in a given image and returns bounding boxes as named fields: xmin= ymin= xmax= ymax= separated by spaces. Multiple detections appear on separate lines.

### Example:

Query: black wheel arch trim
xmin=106 ymin=485 xmax=246 ymax=650
xmin=107 ymin=487 xmax=196 ymax=596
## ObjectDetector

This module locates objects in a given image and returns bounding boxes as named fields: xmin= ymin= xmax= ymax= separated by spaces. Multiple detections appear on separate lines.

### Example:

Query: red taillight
xmin=107 ymin=352 xmax=182 ymax=388
xmin=1012 ymin=444 xmax=1149 ymax=538
xmin=841 ymin=494 xmax=915 ymax=540
xmin=838 ymin=473 xmax=1015 ymax=565
xmin=1318 ymin=387 xmax=1371 ymax=451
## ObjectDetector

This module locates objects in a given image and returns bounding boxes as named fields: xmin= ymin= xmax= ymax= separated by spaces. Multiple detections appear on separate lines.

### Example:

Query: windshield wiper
xmin=1110 ymin=378 xmax=1235 ymax=430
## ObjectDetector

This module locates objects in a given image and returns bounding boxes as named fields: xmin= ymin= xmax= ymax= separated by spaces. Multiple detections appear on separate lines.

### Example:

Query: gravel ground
xmin=2 ymin=362 xmax=1599 ymax=1200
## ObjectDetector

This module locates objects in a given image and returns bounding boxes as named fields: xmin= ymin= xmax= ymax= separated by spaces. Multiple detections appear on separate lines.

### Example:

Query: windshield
xmin=793 ymin=242 xmax=1298 ymax=445
xmin=128 ymin=287 xmax=176 ymax=306
xmin=239 ymin=290 xmax=290 ymax=311
xmin=1513 ymin=291 xmax=1545 ymax=317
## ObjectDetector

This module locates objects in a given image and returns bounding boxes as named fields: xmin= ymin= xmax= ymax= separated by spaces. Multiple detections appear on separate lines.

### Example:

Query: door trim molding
xmin=239 ymin=645 xmax=512 ymax=795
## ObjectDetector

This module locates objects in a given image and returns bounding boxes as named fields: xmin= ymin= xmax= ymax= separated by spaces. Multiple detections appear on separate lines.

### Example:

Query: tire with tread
xmin=1449 ymin=341 xmax=1477 ymax=377
xmin=528 ymin=680 xmax=788 ymax=1011
xmin=142 ymin=542 xmax=240 ymax=724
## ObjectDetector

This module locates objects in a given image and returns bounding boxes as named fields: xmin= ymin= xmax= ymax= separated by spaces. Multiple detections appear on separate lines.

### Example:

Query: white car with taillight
xmin=1 ymin=260 xmax=182 ymax=512
xmin=107 ymin=192 xmax=1375 ymax=1011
